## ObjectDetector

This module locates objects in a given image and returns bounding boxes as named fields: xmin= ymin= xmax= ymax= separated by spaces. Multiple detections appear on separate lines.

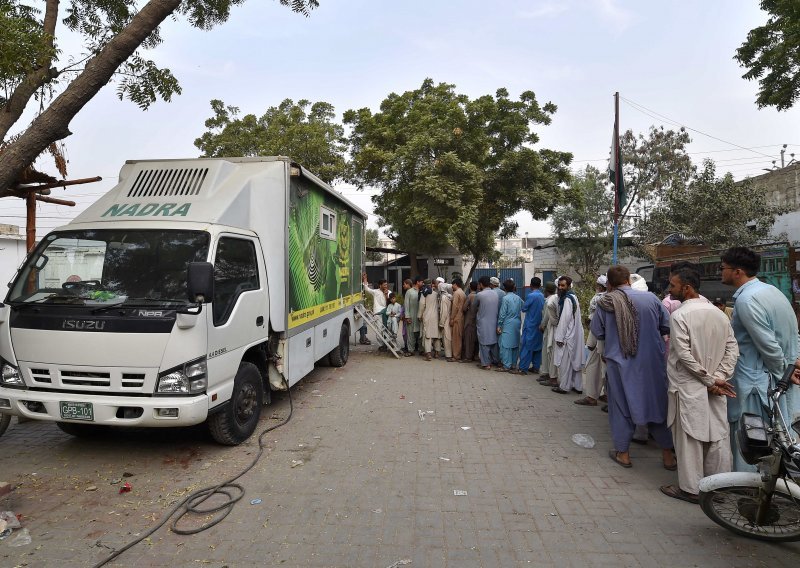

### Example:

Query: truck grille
xmin=23 ymin=365 xmax=154 ymax=394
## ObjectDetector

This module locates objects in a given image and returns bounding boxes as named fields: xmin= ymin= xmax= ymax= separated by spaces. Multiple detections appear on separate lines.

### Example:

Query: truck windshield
xmin=7 ymin=229 xmax=210 ymax=306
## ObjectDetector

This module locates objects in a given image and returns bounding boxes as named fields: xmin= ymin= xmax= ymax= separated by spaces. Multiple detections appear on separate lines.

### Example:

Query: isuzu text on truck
xmin=0 ymin=157 xmax=366 ymax=444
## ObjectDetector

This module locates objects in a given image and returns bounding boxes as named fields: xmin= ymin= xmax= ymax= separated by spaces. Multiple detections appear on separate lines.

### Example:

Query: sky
xmin=3 ymin=0 xmax=799 ymax=240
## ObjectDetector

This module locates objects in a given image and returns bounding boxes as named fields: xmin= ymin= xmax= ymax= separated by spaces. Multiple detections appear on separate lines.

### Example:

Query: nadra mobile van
xmin=0 ymin=157 xmax=366 ymax=444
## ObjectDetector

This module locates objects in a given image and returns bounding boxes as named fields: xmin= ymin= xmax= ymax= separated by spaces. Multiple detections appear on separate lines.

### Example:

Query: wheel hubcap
xmin=235 ymin=383 xmax=257 ymax=425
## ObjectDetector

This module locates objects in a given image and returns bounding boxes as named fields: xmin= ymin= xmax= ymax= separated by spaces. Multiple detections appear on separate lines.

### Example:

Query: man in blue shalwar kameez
xmin=720 ymin=247 xmax=800 ymax=472
xmin=496 ymin=279 xmax=523 ymax=372
xmin=591 ymin=265 xmax=677 ymax=469
xmin=519 ymin=277 xmax=545 ymax=375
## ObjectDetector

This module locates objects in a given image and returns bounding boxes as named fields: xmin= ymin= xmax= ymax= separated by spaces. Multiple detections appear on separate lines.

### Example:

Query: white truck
xmin=0 ymin=157 xmax=366 ymax=444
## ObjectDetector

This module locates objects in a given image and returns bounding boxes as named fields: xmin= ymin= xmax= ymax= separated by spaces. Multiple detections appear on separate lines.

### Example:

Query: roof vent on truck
xmin=126 ymin=167 xmax=209 ymax=198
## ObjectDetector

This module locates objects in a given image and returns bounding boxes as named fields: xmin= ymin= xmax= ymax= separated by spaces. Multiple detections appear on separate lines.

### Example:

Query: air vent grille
xmin=126 ymin=168 xmax=208 ymax=198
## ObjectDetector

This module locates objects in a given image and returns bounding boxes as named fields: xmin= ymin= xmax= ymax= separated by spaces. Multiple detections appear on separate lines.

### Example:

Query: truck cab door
xmin=206 ymin=235 xmax=268 ymax=397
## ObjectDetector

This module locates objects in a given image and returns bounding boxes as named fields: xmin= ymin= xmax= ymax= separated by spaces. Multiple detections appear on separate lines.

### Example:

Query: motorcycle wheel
xmin=700 ymin=484 xmax=800 ymax=542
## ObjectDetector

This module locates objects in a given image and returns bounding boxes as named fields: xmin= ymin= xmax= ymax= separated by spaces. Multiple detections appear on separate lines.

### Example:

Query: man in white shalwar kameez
xmin=538 ymin=282 xmax=560 ymax=387
xmin=661 ymin=268 xmax=738 ymax=504
xmin=437 ymin=280 xmax=453 ymax=360
xmin=552 ymin=276 xmax=584 ymax=394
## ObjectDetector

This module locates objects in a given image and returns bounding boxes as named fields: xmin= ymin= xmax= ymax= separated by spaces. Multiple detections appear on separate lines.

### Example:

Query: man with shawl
xmin=449 ymin=278 xmax=467 ymax=362
xmin=496 ymin=279 xmax=523 ymax=372
xmin=474 ymin=275 xmax=500 ymax=370
xmin=519 ymin=277 xmax=545 ymax=375
xmin=461 ymin=281 xmax=479 ymax=363
xmin=538 ymin=282 xmax=560 ymax=387
xmin=417 ymin=278 xmax=441 ymax=361
xmin=720 ymin=247 xmax=800 ymax=472
xmin=590 ymin=265 xmax=676 ymax=469
xmin=436 ymin=277 xmax=453 ymax=360
xmin=552 ymin=276 xmax=584 ymax=393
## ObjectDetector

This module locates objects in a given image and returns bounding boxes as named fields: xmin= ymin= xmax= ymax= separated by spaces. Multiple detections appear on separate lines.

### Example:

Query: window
xmin=320 ymin=206 xmax=336 ymax=240
xmin=213 ymin=237 xmax=259 ymax=326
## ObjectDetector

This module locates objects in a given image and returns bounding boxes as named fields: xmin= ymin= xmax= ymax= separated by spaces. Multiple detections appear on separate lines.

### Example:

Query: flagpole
xmin=612 ymin=91 xmax=620 ymax=265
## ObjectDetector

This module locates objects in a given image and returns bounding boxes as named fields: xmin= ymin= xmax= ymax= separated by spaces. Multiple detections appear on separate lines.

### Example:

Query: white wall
xmin=0 ymin=236 xmax=28 ymax=296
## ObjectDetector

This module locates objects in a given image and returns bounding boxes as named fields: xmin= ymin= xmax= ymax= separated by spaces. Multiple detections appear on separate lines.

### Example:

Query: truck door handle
xmin=256 ymin=316 xmax=264 ymax=326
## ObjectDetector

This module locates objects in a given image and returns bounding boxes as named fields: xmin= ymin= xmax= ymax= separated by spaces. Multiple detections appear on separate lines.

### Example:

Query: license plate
xmin=60 ymin=401 xmax=94 ymax=421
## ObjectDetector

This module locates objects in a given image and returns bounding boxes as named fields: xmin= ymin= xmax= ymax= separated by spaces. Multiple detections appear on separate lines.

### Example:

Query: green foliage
xmin=0 ymin=1 xmax=55 ymax=96
xmin=344 ymin=78 xmax=572 ymax=262
xmin=365 ymin=228 xmax=382 ymax=262
xmin=620 ymin=126 xmax=694 ymax=210
xmin=551 ymin=165 xmax=613 ymax=282
xmin=195 ymin=98 xmax=347 ymax=184
xmin=635 ymin=160 xmax=788 ymax=250
xmin=735 ymin=0 xmax=800 ymax=111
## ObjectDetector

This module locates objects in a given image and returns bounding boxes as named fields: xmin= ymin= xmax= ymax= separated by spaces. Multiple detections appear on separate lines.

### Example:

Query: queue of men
xmin=363 ymin=245 xmax=800 ymax=504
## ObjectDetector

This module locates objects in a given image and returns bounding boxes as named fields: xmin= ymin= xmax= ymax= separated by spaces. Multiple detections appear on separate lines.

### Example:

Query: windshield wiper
xmin=12 ymin=295 xmax=89 ymax=310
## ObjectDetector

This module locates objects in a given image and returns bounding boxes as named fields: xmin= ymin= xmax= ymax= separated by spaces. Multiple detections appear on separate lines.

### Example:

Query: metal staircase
xmin=353 ymin=303 xmax=401 ymax=359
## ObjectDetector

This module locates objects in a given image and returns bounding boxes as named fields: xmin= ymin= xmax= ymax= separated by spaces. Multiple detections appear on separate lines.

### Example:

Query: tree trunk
xmin=407 ymin=251 xmax=419 ymax=278
xmin=0 ymin=0 xmax=182 ymax=196
xmin=465 ymin=257 xmax=480 ymax=283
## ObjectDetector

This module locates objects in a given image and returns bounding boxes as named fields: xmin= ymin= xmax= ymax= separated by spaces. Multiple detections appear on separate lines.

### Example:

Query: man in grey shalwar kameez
xmin=590 ymin=265 xmax=677 ymax=470
xmin=474 ymin=276 xmax=500 ymax=370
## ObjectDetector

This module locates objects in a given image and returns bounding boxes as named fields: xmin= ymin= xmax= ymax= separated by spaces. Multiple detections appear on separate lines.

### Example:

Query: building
xmin=747 ymin=162 xmax=800 ymax=243
xmin=0 ymin=225 xmax=27 ymax=292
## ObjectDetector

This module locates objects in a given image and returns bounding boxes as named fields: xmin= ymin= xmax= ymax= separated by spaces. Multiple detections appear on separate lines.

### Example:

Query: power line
xmin=620 ymin=96 xmax=779 ymax=161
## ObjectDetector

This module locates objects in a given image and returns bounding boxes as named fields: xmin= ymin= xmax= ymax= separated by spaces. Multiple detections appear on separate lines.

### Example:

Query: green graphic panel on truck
xmin=288 ymin=179 xmax=361 ymax=329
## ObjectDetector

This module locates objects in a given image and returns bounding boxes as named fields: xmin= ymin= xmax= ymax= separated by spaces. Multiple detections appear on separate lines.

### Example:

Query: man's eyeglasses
xmin=719 ymin=265 xmax=736 ymax=273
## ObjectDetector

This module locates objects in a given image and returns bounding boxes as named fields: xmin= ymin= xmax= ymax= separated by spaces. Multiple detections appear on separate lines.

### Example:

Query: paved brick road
xmin=1 ymin=342 xmax=799 ymax=567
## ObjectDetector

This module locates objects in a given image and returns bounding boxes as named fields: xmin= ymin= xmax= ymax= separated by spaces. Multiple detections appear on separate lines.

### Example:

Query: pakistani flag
xmin=609 ymin=125 xmax=627 ymax=215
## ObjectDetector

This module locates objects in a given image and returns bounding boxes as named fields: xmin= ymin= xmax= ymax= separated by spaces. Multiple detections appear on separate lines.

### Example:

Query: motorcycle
xmin=698 ymin=364 xmax=800 ymax=541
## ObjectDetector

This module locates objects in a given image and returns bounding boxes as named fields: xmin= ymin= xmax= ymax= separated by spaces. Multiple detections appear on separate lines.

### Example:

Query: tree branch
xmin=0 ymin=0 xmax=61 ymax=141
xmin=0 ymin=0 xmax=183 ymax=196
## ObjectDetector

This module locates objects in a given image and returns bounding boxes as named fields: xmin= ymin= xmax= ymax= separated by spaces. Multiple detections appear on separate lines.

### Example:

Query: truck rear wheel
xmin=327 ymin=322 xmax=350 ymax=368
xmin=208 ymin=362 xmax=263 ymax=445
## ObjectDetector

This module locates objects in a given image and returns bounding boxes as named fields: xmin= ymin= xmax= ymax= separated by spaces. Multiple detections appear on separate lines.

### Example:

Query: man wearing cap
xmin=576 ymin=275 xmax=608 ymax=406
xmin=475 ymin=275 xmax=501 ymax=369
xmin=538 ymin=281 xmax=560 ymax=387
xmin=490 ymin=276 xmax=505 ymax=302
xmin=418 ymin=278 xmax=442 ymax=361
xmin=518 ymin=277 xmax=545 ymax=375
xmin=437 ymin=278 xmax=453 ymax=360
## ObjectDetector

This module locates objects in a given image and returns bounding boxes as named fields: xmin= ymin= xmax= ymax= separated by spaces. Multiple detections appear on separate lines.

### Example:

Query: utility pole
xmin=18 ymin=176 xmax=102 ymax=252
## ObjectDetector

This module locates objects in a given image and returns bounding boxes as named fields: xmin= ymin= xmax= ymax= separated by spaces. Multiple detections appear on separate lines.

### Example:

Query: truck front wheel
xmin=208 ymin=362 xmax=263 ymax=445
xmin=327 ymin=321 xmax=350 ymax=368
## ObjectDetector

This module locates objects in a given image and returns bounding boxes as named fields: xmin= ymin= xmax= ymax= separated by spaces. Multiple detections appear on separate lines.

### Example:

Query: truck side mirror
xmin=187 ymin=262 xmax=214 ymax=303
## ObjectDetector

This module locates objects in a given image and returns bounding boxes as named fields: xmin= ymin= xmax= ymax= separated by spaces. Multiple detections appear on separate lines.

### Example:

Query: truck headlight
xmin=0 ymin=361 xmax=25 ymax=388
xmin=156 ymin=358 xmax=207 ymax=395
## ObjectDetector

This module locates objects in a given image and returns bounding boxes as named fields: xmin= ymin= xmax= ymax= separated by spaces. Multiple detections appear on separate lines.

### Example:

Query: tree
xmin=345 ymin=78 xmax=572 ymax=280
xmin=551 ymin=165 xmax=614 ymax=282
xmin=194 ymin=98 xmax=347 ymax=184
xmin=0 ymin=0 xmax=319 ymax=197
xmin=365 ymin=228 xmax=383 ymax=262
xmin=619 ymin=125 xmax=694 ymax=219
xmin=635 ymin=160 xmax=788 ymax=250
xmin=735 ymin=0 xmax=800 ymax=111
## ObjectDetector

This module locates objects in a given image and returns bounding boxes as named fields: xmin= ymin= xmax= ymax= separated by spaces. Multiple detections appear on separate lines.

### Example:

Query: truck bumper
xmin=0 ymin=388 xmax=209 ymax=427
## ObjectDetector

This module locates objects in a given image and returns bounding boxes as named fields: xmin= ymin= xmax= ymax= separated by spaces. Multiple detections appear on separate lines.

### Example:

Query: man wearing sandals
xmin=661 ymin=267 xmax=738 ymax=504
xmin=552 ymin=276 xmax=584 ymax=394
xmin=590 ymin=265 xmax=676 ymax=470
xmin=475 ymin=276 xmax=501 ymax=370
